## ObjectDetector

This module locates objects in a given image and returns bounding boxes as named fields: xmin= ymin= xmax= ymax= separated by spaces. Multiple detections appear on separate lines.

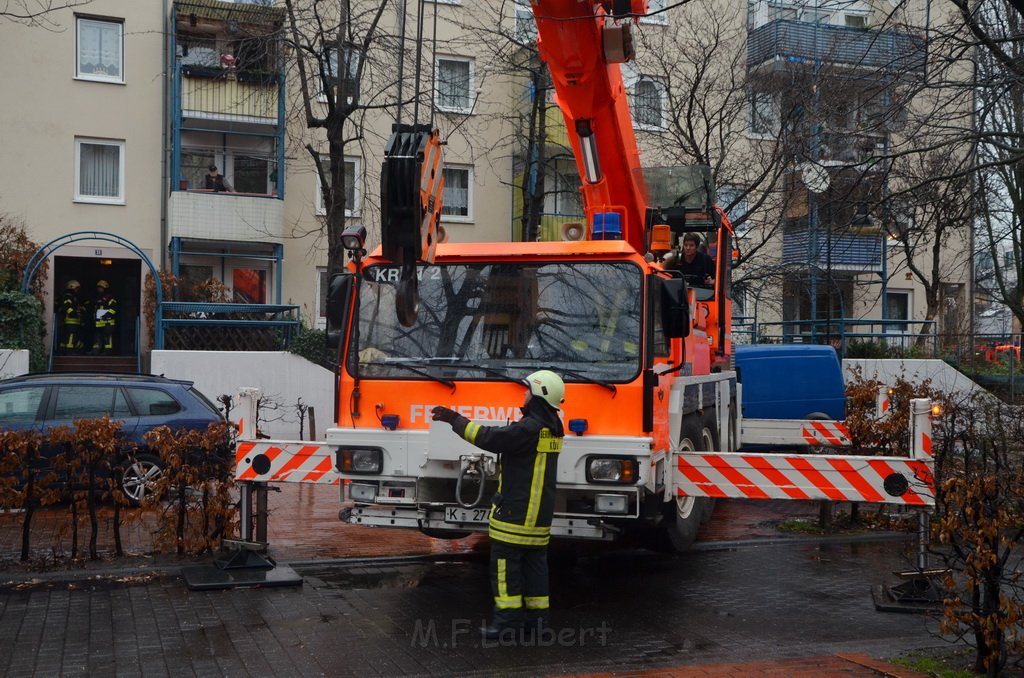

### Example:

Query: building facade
xmin=0 ymin=0 xmax=970 ymax=359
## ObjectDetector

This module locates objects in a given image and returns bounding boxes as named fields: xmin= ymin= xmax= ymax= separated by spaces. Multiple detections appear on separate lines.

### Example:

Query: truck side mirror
xmin=325 ymin=273 xmax=355 ymax=351
xmin=660 ymin=277 xmax=690 ymax=339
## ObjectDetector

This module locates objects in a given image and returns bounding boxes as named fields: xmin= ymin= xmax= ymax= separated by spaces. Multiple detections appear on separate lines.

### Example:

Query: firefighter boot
xmin=480 ymin=609 xmax=523 ymax=642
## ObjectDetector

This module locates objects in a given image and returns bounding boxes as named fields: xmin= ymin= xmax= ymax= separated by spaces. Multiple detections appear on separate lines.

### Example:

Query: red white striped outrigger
xmin=672 ymin=396 xmax=935 ymax=507
xmin=234 ymin=386 xmax=936 ymax=509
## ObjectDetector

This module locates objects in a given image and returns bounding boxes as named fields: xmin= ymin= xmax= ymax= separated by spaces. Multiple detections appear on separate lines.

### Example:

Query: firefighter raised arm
xmin=431 ymin=370 xmax=565 ymax=641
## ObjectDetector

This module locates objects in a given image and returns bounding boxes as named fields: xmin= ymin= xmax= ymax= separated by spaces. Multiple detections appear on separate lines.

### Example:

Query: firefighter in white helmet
xmin=431 ymin=369 xmax=565 ymax=641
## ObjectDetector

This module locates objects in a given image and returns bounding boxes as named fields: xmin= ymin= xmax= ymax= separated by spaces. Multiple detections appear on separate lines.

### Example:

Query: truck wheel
xmin=662 ymin=414 xmax=710 ymax=552
xmin=698 ymin=409 xmax=719 ymax=524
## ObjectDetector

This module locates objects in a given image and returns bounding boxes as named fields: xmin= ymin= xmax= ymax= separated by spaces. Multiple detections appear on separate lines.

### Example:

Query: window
xmin=770 ymin=5 xmax=798 ymax=20
xmin=75 ymin=138 xmax=125 ymax=204
xmin=0 ymin=387 xmax=45 ymax=426
xmin=233 ymin=154 xmax=271 ymax=194
xmin=544 ymin=170 xmax=583 ymax=215
xmin=315 ymin=157 xmax=360 ymax=217
xmin=180 ymin=150 xmax=214 ymax=192
xmin=316 ymin=268 xmax=329 ymax=329
xmin=232 ymin=268 xmax=267 ymax=304
xmin=640 ymin=0 xmax=667 ymax=24
xmin=436 ymin=57 xmax=474 ymax=113
xmin=322 ymin=43 xmax=361 ymax=103
xmin=748 ymin=92 xmax=779 ymax=136
xmin=53 ymin=386 xmax=131 ymax=420
xmin=127 ymin=388 xmax=182 ymax=417
xmin=77 ymin=17 xmax=123 ymax=82
xmin=887 ymin=291 xmax=910 ymax=332
xmin=634 ymin=78 xmax=666 ymax=129
xmin=514 ymin=0 xmax=536 ymax=41
xmin=716 ymin=186 xmax=750 ymax=231
xmin=441 ymin=166 xmax=472 ymax=220
xmin=845 ymin=14 xmax=867 ymax=28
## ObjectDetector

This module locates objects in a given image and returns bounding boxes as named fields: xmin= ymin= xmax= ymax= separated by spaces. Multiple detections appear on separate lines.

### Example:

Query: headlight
xmin=337 ymin=447 xmax=383 ymax=474
xmin=586 ymin=457 xmax=638 ymax=484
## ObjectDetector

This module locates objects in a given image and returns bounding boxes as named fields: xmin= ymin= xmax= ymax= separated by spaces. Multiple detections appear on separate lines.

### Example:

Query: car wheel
xmin=120 ymin=453 xmax=164 ymax=506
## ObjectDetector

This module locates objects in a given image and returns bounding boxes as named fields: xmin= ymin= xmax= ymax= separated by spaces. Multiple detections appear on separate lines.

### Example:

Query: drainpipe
xmin=161 ymin=0 xmax=170 ymax=270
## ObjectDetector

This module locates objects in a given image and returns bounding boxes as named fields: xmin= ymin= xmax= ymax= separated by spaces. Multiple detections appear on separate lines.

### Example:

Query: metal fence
xmin=158 ymin=302 xmax=300 ymax=352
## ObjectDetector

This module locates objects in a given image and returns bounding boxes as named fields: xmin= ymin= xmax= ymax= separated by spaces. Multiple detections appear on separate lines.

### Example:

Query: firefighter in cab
xmin=58 ymin=280 xmax=84 ymax=354
xmin=91 ymin=279 xmax=117 ymax=355
xmin=431 ymin=370 xmax=565 ymax=641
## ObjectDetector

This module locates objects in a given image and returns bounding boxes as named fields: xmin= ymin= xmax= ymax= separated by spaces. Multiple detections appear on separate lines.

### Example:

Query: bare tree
xmin=887 ymin=149 xmax=976 ymax=344
xmin=0 ymin=0 xmax=92 ymax=28
xmin=281 ymin=0 xmax=395 ymax=277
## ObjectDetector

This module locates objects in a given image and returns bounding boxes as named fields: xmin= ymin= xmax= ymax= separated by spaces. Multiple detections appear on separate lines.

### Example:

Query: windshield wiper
xmin=364 ymin=359 xmax=455 ymax=389
xmin=518 ymin=364 xmax=616 ymax=394
xmin=420 ymin=357 xmax=522 ymax=383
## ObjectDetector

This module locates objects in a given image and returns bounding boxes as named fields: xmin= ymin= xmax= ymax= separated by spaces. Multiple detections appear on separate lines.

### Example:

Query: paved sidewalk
xmin=0 ymin=489 xmax=942 ymax=678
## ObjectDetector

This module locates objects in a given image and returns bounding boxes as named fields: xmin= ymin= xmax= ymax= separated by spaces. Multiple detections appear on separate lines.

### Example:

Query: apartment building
xmin=0 ymin=0 xmax=969 ymax=360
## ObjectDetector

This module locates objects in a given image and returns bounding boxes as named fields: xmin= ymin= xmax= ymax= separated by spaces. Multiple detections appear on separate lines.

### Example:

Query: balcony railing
xmin=782 ymin=225 xmax=884 ymax=272
xmin=167 ymin=191 xmax=285 ymax=243
xmin=747 ymin=19 xmax=926 ymax=74
xmin=178 ymin=65 xmax=282 ymax=124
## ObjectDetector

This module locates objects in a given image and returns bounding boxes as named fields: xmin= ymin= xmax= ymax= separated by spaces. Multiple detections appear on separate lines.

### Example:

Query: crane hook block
xmin=380 ymin=123 xmax=446 ymax=267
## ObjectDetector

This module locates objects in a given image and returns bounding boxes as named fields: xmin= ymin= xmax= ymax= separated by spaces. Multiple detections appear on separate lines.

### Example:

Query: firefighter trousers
xmin=490 ymin=540 xmax=549 ymax=627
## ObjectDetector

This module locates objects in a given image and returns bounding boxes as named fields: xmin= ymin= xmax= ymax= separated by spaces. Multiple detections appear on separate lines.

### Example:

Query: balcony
xmin=167 ymin=190 xmax=284 ymax=244
xmin=747 ymin=20 xmax=926 ymax=75
xmin=178 ymin=66 xmax=282 ymax=125
xmin=782 ymin=224 xmax=884 ymax=272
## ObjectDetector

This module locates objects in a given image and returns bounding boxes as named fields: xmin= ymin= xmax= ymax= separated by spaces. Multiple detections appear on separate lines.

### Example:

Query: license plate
xmin=444 ymin=506 xmax=489 ymax=524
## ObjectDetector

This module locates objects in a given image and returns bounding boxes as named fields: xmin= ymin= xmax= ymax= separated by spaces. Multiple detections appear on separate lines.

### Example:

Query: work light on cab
xmin=337 ymin=447 xmax=383 ymax=474
xmin=586 ymin=457 xmax=638 ymax=484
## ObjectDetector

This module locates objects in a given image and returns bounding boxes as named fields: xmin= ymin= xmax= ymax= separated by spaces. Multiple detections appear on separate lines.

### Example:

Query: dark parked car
xmin=0 ymin=373 xmax=226 ymax=504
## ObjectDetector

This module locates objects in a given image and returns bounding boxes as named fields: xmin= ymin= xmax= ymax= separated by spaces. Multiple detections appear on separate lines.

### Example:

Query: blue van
xmin=735 ymin=344 xmax=846 ymax=421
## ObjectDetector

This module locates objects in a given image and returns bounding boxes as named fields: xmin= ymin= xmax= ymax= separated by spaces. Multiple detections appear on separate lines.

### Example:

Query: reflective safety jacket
xmin=95 ymin=294 xmax=118 ymax=328
xmin=59 ymin=292 xmax=81 ymax=326
xmin=449 ymin=397 xmax=564 ymax=547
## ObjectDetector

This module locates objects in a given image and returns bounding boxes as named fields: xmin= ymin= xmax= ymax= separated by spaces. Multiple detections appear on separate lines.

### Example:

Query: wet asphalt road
xmin=0 ymin=537 xmax=945 ymax=677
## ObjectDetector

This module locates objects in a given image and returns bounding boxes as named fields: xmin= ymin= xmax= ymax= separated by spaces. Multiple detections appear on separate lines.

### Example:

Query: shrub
xmin=288 ymin=324 xmax=332 ymax=369
xmin=0 ymin=291 xmax=46 ymax=372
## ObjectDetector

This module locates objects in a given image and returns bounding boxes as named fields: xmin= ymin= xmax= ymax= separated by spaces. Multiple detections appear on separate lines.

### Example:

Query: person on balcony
xmin=205 ymin=165 xmax=233 ymax=193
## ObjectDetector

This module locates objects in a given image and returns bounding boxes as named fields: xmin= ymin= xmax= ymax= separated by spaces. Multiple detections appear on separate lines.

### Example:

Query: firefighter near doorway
xmin=430 ymin=370 xmax=566 ymax=641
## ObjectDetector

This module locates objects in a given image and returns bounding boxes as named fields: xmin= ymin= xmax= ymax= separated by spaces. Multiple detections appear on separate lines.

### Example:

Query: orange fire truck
xmin=233 ymin=0 xmax=935 ymax=552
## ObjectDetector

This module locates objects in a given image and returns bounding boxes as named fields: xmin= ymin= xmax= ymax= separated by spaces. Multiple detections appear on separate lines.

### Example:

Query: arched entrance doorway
xmin=22 ymin=231 xmax=163 ymax=371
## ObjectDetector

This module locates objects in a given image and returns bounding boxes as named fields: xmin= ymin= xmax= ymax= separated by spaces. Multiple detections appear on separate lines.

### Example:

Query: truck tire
xmin=698 ymin=409 xmax=719 ymax=525
xmin=660 ymin=414 xmax=710 ymax=552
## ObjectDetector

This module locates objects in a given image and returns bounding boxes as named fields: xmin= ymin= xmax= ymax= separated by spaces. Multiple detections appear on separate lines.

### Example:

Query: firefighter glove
xmin=431 ymin=406 xmax=458 ymax=424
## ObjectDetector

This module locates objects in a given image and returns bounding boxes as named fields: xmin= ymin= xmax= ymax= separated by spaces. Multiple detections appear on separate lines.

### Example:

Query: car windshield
xmin=350 ymin=261 xmax=644 ymax=383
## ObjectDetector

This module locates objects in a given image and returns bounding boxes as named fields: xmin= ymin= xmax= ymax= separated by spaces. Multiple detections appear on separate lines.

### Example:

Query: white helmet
xmin=523 ymin=370 xmax=565 ymax=408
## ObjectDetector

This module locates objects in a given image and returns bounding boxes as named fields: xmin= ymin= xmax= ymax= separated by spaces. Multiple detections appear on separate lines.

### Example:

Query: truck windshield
xmin=351 ymin=261 xmax=644 ymax=383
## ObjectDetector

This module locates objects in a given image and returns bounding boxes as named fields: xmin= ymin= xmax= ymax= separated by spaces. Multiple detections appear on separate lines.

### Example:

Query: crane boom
xmin=532 ymin=0 xmax=650 ymax=253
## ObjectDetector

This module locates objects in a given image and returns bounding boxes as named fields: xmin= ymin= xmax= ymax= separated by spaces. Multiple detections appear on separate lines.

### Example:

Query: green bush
xmin=844 ymin=340 xmax=889 ymax=359
xmin=0 ymin=290 xmax=46 ymax=372
xmin=287 ymin=324 xmax=332 ymax=369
